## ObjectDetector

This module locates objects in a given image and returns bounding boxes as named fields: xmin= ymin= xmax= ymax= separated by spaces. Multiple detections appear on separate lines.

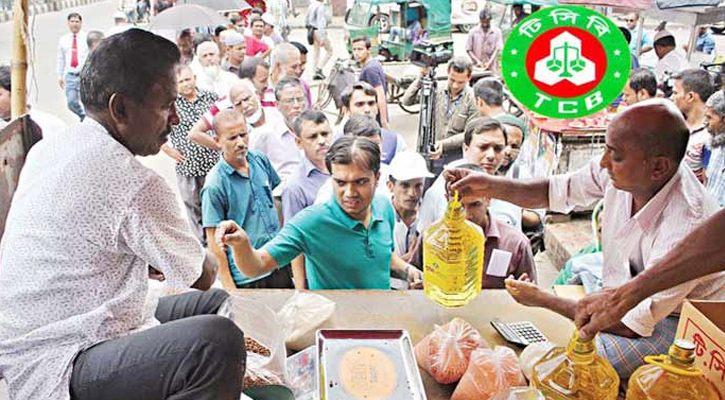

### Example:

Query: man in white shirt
xmin=448 ymin=100 xmax=725 ymax=378
xmin=194 ymin=41 xmax=239 ymax=98
xmin=417 ymin=117 xmax=512 ymax=231
xmin=653 ymin=30 xmax=691 ymax=88
xmin=306 ymin=0 xmax=332 ymax=80
xmin=250 ymin=76 xmax=306 ymax=189
xmin=0 ymin=29 xmax=243 ymax=400
xmin=387 ymin=151 xmax=432 ymax=261
xmin=57 ymin=12 xmax=88 ymax=121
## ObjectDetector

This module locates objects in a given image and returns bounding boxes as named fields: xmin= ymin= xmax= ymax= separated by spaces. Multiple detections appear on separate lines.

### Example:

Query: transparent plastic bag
xmin=519 ymin=341 xmax=556 ymax=381
xmin=490 ymin=387 xmax=545 ymax=400
xmin=414 ymin=318 xmax=489 ymax=384
xmin=452 ymin=346 xmax=527 ymax=400
xmin=229 ymin=295 xmax=287 ymax=387
xmin=277 ymin=291 xmax=335 ymax=351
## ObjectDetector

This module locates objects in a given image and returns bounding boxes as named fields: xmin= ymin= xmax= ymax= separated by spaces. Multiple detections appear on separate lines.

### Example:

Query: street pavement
xmin=0 ymin=3 xmax=723 ymax=398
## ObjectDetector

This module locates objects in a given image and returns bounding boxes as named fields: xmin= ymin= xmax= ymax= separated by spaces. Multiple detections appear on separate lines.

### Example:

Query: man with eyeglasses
xmin=250 ymin=76 xmax=307 ymax=191
xmin=341 ymin=81 xmax=407 ymax=165
xmin=624 ymin=12 xmax=652 ymax=56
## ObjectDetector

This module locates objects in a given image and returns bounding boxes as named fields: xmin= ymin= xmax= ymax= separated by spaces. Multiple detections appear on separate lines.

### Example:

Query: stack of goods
xmin=415 ymin=318 xmax=527 ymax=400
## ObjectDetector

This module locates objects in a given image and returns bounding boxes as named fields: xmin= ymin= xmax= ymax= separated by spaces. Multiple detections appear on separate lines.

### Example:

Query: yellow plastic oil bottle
xmin=626 ymin=339 xmax=721 ymax=400
xmin=532 ymin=332 xmax=619 ymax=400
xmin=423 ymin=190 xmax=484 ymax=308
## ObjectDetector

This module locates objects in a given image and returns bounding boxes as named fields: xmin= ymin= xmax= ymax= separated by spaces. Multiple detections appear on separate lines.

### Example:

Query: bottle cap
xmin=670 ymin=339 xmax=696 ymax=365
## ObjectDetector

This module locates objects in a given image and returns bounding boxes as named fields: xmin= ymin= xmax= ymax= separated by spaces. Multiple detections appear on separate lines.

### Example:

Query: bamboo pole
xmin=10 ymin=0 xmax=27 ymax=119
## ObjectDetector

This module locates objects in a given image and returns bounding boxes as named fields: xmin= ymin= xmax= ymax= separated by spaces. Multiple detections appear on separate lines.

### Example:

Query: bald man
xmin=201 ymin=109 xmax=292 ymax=290
xmin=445 ymin=99 xmax=725 ymax=378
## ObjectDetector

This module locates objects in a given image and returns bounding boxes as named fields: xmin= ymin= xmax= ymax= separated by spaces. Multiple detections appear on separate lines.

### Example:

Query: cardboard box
xmin=675 ymin=300 xmax=725 ymax=399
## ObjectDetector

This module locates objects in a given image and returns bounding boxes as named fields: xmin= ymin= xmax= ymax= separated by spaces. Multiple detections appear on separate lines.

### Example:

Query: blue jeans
xmin=65 ymin=72 xmax=85 ymax=121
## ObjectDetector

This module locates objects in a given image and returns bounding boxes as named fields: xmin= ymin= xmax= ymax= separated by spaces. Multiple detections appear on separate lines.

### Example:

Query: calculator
xmin=490 ymin=319 xmax=548 ymax=347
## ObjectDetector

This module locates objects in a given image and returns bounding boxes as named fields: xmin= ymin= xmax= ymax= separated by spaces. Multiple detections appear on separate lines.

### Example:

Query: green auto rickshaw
xmin=344 ymin=0 xmax=453 ymax=62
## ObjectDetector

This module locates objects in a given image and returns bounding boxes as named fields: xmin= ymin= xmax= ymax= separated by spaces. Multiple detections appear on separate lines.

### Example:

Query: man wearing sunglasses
xmin=624 ymin=12 xmax=653 ymax=56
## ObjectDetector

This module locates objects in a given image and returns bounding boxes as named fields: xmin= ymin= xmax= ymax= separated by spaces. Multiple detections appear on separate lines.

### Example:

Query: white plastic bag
xmin=277 ymin=291 xmax=336 ymax=351
xmin=451 ymin=346 xmax=527 ymax=400
xmin=229 ymin=295 xmax=287 ymax=386
xmin=519 ymin=341 xmax=556 ymax=381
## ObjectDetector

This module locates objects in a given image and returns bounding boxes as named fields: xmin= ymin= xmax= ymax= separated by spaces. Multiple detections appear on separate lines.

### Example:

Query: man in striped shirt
xmin=671 ymin=68 xmax=717 ymax=183
xmin=705 ymin=90 xmax=725 ymax=207
xmin=446 ymin=100 xmax=725 ymax=378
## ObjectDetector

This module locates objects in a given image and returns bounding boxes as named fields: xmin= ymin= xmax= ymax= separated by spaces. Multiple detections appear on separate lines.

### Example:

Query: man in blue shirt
xmin=282 ymin=109 xmax=333 ymax=221
xmin=624 ymin=12 xmax=652 ymax=56
xmin=202 ymin=109 xmax=293 ymax=289
xmin=353 ymin=36 xmax=390 ymax=129
xmin=215 ymin=136 xmax=423 ymax=290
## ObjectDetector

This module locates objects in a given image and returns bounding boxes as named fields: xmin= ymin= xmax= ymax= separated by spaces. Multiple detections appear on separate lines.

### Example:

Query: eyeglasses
xmin=280 ymin=96 xmax=307 ymax=106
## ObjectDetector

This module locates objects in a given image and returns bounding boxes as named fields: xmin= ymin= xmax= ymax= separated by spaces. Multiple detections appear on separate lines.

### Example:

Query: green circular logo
xmin=502 ymin=6 xmax=631 ymax=119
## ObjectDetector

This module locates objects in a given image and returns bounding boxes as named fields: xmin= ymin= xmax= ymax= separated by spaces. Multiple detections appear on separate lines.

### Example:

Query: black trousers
xmin=70 ymin=289 xmax=245 ymax=400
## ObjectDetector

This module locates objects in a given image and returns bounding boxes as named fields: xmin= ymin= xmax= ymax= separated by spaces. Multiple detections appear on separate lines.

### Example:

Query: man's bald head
xmin=229 ymin=79 xmax=257 ymax=101
xmin=610 ymin=99 xmax=689 ymax=164
xmin=213 ymin=108 xmax=246 ymax=136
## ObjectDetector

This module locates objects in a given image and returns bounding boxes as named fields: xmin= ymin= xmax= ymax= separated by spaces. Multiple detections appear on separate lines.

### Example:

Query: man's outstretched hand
xmin=215 ymin=220 xmax=248 ymax=251
xmin=443 ymin=168 xmax=497 ymax=199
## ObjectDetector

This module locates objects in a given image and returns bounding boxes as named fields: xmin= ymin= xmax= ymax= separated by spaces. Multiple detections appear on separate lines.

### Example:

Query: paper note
xmin=487 ymin=249 xmax=513 ymax=277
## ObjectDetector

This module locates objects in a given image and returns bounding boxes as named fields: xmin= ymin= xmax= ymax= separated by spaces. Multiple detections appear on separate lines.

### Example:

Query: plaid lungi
xmin=596 ymin=316 xmax=679 ymax=379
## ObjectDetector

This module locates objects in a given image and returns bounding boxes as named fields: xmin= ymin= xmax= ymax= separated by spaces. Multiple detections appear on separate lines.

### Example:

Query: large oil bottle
xmin=626 ymin=339 xmax=721 ymax=400
xmin=423 ymin=190 xmax=484 ymax=308
xmin=532 ymin=333 xmax=619 ymax=400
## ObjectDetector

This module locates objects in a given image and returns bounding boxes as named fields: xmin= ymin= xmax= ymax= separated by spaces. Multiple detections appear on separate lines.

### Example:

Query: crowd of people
xmin=0 ymin=4 xmax=724 ymax=400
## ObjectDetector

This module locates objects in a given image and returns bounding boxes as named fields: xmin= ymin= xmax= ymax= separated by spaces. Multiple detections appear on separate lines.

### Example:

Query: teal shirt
xmin=201 ymin=151 xmax=281 ymax=286
xmin=263 ymin=194 xmax=395 ymax=290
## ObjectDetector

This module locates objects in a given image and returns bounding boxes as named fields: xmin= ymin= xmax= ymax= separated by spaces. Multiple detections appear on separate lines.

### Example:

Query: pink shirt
xmin=245 ymin=35 xmax=269 ymax=57
xmin=549 ymin=158 xmax=725 ymax=337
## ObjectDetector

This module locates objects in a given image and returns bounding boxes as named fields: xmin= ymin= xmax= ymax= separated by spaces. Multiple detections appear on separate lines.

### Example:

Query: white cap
xmin=262 ymin=13 xmax=276 ymax=27
xmin=224 ymin=31 xmax=245 ymax=47
xmin=389 ymin=151 xmax=434 ymax=181
xmin=113 ymin=11 xmax=127 ymax=20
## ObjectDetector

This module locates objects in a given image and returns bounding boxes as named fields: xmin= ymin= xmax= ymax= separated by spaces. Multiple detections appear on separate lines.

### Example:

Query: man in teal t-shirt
xmin=202 ymin=109 xmax=293 ymax=289
xmin=214 ymin=135 xmax=423 ymax=290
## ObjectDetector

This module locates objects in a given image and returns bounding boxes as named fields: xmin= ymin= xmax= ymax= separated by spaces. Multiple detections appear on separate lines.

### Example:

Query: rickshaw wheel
xmin=399 ymin=102 xmax=420 ymax=114
xmin=315 ymin=83 xmax=334 ymax=110
xmin=458 ymin=24 xmax=476 ymax=33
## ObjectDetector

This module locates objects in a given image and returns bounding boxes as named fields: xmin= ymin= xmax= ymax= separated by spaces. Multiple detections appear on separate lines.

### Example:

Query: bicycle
xmin=314 ymin=58 xmax=356 ymax=124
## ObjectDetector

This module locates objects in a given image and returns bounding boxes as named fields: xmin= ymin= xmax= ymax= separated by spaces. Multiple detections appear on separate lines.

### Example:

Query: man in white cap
xmin=195 ymin=41 xmax=239 ymax=98
xmin=105 ymin=11 xmax=133 ymax=36
xmin=262 ymin=13 xmax=284 ymax=45
xmin=653 ymin=29 xmax=690 ymax=87
xmin=386 ymin=151 xmax=432 ymax=261
xmin=223 ymin=31 xmax=246 ymax=74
